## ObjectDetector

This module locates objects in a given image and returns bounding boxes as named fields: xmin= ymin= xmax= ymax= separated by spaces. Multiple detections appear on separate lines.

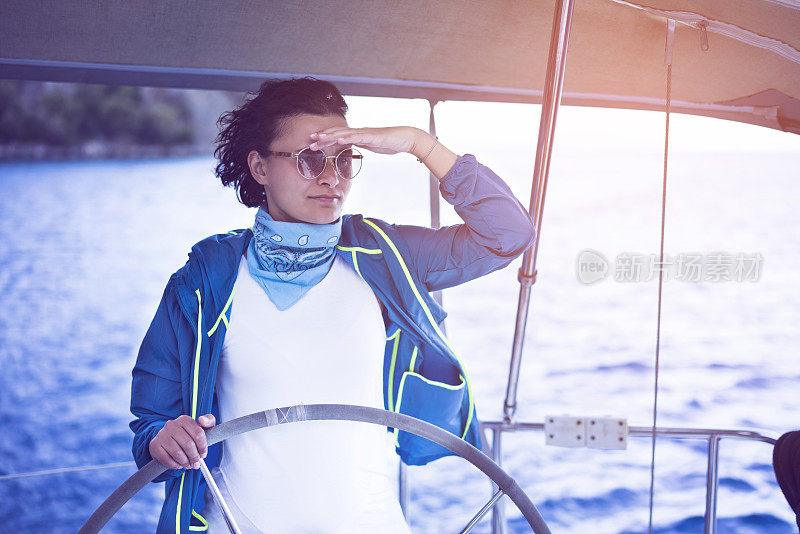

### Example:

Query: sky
xmin=344 ymin=95 xmax=800 ymax=155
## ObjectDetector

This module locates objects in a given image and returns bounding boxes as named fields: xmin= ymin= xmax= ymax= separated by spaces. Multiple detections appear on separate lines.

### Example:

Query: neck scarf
xmin=246 ymin=206 xmax=342 ymax=311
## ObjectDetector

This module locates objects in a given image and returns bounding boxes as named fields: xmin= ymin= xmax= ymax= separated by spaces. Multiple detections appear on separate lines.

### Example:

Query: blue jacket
xmin=129 ymin=154 xmax=536 ymax=533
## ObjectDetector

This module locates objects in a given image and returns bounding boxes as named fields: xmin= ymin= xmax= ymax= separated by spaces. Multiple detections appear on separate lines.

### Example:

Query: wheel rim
xmin=79 ymin=404 xmax=551 ymax=534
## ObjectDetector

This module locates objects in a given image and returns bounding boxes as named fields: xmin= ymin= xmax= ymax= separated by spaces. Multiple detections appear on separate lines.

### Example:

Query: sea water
xmin=0 ymin=149 xmax=797 ymax=533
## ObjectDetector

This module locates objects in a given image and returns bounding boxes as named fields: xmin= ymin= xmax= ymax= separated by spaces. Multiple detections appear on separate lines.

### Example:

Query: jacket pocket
xmin=394 ymin=370 xmax=466 ymax=466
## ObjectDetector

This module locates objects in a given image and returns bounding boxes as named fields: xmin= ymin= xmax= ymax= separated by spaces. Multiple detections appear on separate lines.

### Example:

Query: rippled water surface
xmin=1 ymin=149 xmax=798 ymax=533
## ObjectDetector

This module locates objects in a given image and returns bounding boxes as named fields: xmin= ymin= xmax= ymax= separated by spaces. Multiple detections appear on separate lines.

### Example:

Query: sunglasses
xmin=268 ymin=146 xmax=363 ymax=180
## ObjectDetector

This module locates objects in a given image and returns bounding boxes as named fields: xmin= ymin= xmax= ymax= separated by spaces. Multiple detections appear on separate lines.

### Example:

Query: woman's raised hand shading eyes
xmin=309 ymin=126 xmax=424 ymax=156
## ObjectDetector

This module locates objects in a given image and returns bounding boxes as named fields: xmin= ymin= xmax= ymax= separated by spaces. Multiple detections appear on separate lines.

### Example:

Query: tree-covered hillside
xmin=0 ymin=81 xmax=240 ymax=160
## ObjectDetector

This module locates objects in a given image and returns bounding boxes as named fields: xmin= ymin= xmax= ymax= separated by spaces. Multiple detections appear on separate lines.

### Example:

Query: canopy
xmin=1 ymin=0 xmax=799 ymax=133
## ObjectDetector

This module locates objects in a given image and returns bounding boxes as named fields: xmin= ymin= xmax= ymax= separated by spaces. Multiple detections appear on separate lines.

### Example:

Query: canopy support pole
xmin=704 ymin=435 xmax=721 ymax=534
xmin=503 ymin=0 xmax=576 ymax=425
xmin=397 ymin=98 xmax=444 ymax=522
xmin=398 ymin=457 xmax=409 ymax=522
xmin=428 ymin=99 xmax=444 ymax=313
xmin=490 ymin=426 xmax=508 ymax=534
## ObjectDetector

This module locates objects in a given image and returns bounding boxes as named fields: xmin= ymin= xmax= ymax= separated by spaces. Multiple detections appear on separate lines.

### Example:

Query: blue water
xmin=0 ymin=149 xmax=798 ymax=533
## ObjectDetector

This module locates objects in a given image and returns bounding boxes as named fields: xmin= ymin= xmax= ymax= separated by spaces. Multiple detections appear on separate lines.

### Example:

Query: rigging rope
xmin=648 ymin=18 xmax=675 ymax=533
xmin=0 ymin=461 xmax=136 ymax=481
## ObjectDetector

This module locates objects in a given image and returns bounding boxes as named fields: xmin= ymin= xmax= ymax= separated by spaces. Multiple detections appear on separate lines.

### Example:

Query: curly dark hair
xmin=214 ymin=77 xmax=348 ymax=208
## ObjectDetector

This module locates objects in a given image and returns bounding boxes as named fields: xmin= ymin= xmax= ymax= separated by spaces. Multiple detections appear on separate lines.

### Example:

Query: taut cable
xmin=648 ymin=18 xmax=675 ymax=534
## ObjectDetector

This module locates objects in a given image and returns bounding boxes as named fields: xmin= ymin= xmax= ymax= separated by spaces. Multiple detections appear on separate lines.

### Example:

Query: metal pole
xmin=395 ymin=99 xmax=442 ymax=524
xmin=503 ymin=0 xmax=576 ymax=424
xmin=427 ymin=99 xmax=445 ymax=312
xmin=427 ymin=99 xmax=440 ymax=230
xmin=490 ymin=427 xmax=507 ymax=534
xmin=704 ymin=435 xmax=721 ymax=534
xmin=399 ymin=459 xmax=409 ymax=522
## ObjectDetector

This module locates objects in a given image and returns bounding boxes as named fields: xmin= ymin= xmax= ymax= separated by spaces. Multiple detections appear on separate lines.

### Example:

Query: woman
xmin=130 ymin=77 xmax=536 ymax=533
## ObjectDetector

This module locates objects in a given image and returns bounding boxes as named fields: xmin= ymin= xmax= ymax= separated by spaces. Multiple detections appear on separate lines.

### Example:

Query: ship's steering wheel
xmin=78 ymin=404 xmax=551 ymax=533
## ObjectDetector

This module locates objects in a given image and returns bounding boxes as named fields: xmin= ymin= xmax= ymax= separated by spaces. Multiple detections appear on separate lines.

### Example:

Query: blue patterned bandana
xmin=246 ymin=206 xmax=342 ymax=310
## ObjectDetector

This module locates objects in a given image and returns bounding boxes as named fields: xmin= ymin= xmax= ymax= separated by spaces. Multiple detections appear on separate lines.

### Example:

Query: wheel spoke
xmin=457 ymin=488 xmax=505 ymax=534
xmin=198 ymin=458 xmax=243 ymax=534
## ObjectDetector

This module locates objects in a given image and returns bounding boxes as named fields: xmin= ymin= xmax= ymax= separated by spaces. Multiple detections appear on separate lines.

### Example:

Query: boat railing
xmin=455 ymin=421 xmax=777 ymax=534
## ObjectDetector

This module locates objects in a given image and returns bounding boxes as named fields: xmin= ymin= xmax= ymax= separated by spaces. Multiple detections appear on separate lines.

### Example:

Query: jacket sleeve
xmin=391 ymin=154 xmax=536 ymax=292
xmin=129 ymin=277 xmax=186 ymax=482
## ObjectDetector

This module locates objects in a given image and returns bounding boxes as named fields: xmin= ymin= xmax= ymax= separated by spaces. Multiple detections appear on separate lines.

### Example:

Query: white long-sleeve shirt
xmin=201 ymin=254 xmax=411 ymax=533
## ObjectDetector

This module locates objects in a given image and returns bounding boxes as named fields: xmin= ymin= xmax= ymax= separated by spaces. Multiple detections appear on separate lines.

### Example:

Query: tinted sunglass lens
xmin=297 ymin=149 xmax=326 ymax=179
xmin=336 ymin=148 xmax=362 ymax=179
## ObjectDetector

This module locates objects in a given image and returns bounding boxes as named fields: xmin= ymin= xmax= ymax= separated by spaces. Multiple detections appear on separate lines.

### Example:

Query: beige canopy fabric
xmin=1 ymin=0 xmax=798 ymax=134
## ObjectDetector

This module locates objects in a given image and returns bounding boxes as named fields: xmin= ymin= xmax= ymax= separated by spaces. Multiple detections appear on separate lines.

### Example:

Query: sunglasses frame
xmin=268 ymin=146 xmax=363 ymax=180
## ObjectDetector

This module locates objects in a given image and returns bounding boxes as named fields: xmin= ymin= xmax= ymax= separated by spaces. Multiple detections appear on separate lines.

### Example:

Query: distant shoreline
xmin=0 ymin=142 xmax=207 ymax=162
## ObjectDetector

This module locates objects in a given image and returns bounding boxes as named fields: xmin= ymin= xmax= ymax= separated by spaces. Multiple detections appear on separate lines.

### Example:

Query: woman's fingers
xmin=309 ymin=138 xmax=339 ymax=150
xmin=198 ymin=413 xmax=216 ymax=428
xmin=308 ymin=129 xmax=344 ymax=149
xmin=149 ymin=415 xmax=212 ymax=471
xmin=177 ymin=420 xmax=207 ymax=462
xmin=312 ymin=127 xmax=371 ymax=145
xmin=156 ymin=443 xmax=184 ymax=470
xmin=313 ymin=134 xmax=364 ymax=149
xmin=163 ymin=436 xmax=191 ymax=469
xmin=313 ymin=126 xmax=354 ymax=137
